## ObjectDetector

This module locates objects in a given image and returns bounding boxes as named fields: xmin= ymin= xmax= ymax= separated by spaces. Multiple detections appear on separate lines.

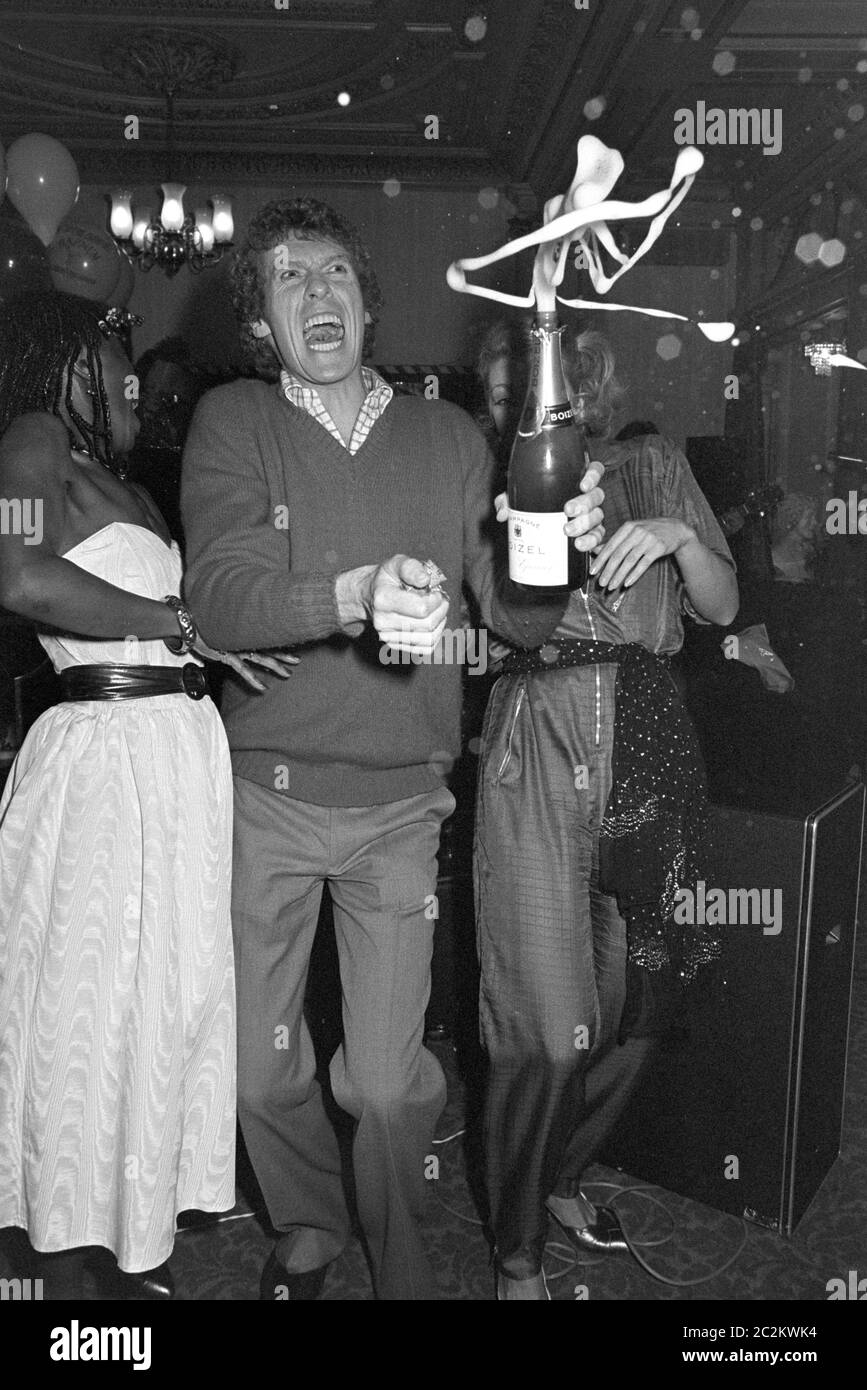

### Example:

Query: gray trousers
xmin=476 ymin=671 xmax=655 ymax=1277
xmin=232 ymin=776 xmax=453 ymax=1300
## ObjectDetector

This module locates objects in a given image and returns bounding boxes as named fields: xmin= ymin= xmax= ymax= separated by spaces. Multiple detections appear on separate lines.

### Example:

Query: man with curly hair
xmin=180 ymin=197 xmax=605 ymax=1300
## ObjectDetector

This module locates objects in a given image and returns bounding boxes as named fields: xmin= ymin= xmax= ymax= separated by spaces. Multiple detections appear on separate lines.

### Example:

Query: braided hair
xmin=0 ymin=291 xmax=120 ymax=473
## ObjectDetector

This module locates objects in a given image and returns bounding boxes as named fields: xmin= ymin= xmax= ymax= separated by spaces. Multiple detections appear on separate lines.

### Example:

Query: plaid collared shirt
xmin=280 ymin=366 xmax=393 ymax=455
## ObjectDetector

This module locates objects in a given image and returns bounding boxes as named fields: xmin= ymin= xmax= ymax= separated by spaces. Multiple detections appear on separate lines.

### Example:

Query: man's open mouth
xmin=303 ymin=313 xmax=345 ymax=352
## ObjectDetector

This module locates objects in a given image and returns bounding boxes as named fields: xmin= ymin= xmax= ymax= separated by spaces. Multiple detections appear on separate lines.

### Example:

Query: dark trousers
xmin=232 ymin=776 xmax=453 ymax=1300
xmin=475 ymin=670 xmax=655 ymax=1278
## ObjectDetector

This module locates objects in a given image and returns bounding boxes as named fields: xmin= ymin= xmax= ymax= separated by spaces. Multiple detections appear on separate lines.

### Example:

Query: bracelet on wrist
xmin=163 ymin=595 xmax=197 ymax=655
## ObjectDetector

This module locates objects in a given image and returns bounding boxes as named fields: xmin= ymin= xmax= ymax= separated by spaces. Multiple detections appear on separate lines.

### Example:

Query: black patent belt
xmin=59 ymin=663 xmax=209 ymax=702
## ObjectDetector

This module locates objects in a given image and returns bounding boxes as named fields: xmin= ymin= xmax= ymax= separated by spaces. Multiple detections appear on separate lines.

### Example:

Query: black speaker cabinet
xmin=685 ymin=436 xmax=747 ymax=514
xmin=603 ymin=782 xmax=864 ymax=1235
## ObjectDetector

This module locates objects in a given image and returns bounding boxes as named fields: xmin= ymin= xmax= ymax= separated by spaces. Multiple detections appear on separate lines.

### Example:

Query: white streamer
xmin=447 ymin=135 xmax=734 ymax=342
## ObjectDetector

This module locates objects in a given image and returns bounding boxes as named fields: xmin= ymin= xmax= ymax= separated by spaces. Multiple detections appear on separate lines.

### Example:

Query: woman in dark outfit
xmin=476 ymin=330 xmax=739 ymax=1300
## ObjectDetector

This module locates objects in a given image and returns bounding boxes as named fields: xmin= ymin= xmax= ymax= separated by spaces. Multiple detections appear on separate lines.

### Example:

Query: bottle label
xmin=542 ymin=404 xmax=575 ymax=428
xmin=517 ymin=399 xmax=574 ymax=438
xmin=508 ymin=509 xmax=568 ymax=586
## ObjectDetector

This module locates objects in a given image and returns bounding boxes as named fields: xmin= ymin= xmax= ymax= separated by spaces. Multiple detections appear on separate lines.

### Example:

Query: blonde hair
xmin=475 ymin=317 xmax=533 ymax=387
xmin=560 ymin=329 xmax=624 ymax=439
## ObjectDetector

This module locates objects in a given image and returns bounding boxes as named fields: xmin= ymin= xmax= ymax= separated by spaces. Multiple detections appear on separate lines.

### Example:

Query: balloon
xmin=6 ymin=133 xmax=79 ymax=247
xmin=111 ymin=250 xmax=136 ymax=307
xmin=48 ymin=222 xmax=122 ymax=303
xmin=0 ymin=205 xmax=53 ymax=304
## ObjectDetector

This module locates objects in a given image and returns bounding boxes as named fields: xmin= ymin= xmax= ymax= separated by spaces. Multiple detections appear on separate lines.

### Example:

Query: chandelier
xmin=804 ymin=340 xmax=847 ymax=376
xmin=105 ymin=32 xmax=235 ymax=275
xmin=110 ymin=181 xmax=233 ymax=276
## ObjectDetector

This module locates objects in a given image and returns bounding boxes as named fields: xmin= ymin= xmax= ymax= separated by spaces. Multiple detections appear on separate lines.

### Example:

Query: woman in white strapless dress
xmin=0 ymin=293 xmax=294 ymax=1298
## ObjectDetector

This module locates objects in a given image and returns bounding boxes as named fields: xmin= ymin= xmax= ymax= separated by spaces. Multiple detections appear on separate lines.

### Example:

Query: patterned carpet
xmin=3 ymin=910 xmax=865 ymax=1302
xmin=4 ymin=941 xmax=865 ymax=1302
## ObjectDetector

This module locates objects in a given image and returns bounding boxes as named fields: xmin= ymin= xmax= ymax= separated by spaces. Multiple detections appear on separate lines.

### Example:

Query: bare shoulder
xmin=0 ymin=411 xmax=73 ymax=484
xmin=1 ymin=411 xmax=69 ymax=449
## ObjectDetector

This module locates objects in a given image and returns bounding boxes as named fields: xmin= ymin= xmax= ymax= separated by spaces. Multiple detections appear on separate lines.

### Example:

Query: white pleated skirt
xmin=0 ymin=692 xmax=236 ymax=1272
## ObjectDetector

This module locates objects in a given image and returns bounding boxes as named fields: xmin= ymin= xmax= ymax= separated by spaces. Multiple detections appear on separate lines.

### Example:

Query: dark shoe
xmin=115 ymin=1262 xmax=175 ymax=1299
xmin=34 ymin=1249 xmax=87 ymax=1300
xmin=260 ymin=1249 xmax=328 ymax=1301
xmin=546 ymin=1200 xmax=629 ymax=1253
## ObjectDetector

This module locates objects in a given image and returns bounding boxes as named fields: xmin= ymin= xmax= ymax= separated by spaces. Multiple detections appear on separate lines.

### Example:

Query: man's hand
xmin=494 ymin=459 xmax=606 ymax=552
xmin=590 ymin=518 xmax=693 ymax=590
xmin=337 ymin=555 xmax=449 ymax=654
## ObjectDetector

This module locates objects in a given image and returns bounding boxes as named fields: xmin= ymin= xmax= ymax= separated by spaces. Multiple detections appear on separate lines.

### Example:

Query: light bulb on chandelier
xmin=110 ymin=184 xmax=233 ymax=276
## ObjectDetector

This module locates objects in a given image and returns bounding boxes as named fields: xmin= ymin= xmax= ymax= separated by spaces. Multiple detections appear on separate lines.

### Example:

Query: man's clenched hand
xmin=336 ymin=555 xmax=449 ymax=654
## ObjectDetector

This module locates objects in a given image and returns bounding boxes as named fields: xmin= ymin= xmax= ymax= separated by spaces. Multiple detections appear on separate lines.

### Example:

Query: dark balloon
xmin=0 ymin=204 xmax=54 ymax=304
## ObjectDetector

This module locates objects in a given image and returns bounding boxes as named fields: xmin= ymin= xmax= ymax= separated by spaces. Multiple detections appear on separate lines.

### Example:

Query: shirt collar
xmin=279 ymin=365 xmax=392 ymax=409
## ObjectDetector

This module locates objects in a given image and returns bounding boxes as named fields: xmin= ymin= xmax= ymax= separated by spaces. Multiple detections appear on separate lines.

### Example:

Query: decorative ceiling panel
xmin=0 ymin=0 xmax=864 ymax=223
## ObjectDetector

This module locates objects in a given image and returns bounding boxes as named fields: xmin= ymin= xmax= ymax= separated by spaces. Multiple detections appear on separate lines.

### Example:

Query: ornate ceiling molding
xmin=66 ymin=147 xmax=503 ymax=188
xmin=0 ymin=0 xmax=379 ymax=18
xmin=100 ymin=31 xmax=237 ymax=94
xmin=494 ymin=0 xmax=583 ymax=175
xmin=0 ymin=17 xmax=456 ymax=123
xmin=0 ymin=0 xmax=864 ymax=221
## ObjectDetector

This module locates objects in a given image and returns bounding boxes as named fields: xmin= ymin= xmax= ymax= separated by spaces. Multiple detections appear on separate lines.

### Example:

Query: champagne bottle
xmin=507 ymin=311 xmax=590 ymax=592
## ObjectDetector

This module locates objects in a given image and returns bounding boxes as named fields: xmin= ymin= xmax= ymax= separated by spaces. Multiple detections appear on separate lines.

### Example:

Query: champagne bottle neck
xmin=533 ymin=317 xmax=568 ymax=406
xmin=517 ymin=313 xmax=574 ymax=435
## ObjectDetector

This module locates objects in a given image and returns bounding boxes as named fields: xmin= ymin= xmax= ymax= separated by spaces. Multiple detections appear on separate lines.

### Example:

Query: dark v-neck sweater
xmin=181 ymin=378 xmax=564 ymax=806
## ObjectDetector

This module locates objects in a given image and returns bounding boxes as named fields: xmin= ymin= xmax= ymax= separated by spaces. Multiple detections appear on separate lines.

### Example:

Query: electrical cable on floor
xmin=544 ymin=1239 xmax=604 ymax=1272
xmin=175 ymin=1137 xmax=750 ymax=1288
xmin=431 ymin=1125 xmax=484 ymax=1225
xmin=543 ymin=1179 xmax=750 ymax=1287
xmin=432 ymin=1127 xmax=466 ymax=1145
xmin=429 ymin=1129 xmax=751 ymax=1286
xmin=433 ymin=1192 xmax=486 ymax=1226
xmin=175 ymin=1209 xmax=263 ymax=1232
